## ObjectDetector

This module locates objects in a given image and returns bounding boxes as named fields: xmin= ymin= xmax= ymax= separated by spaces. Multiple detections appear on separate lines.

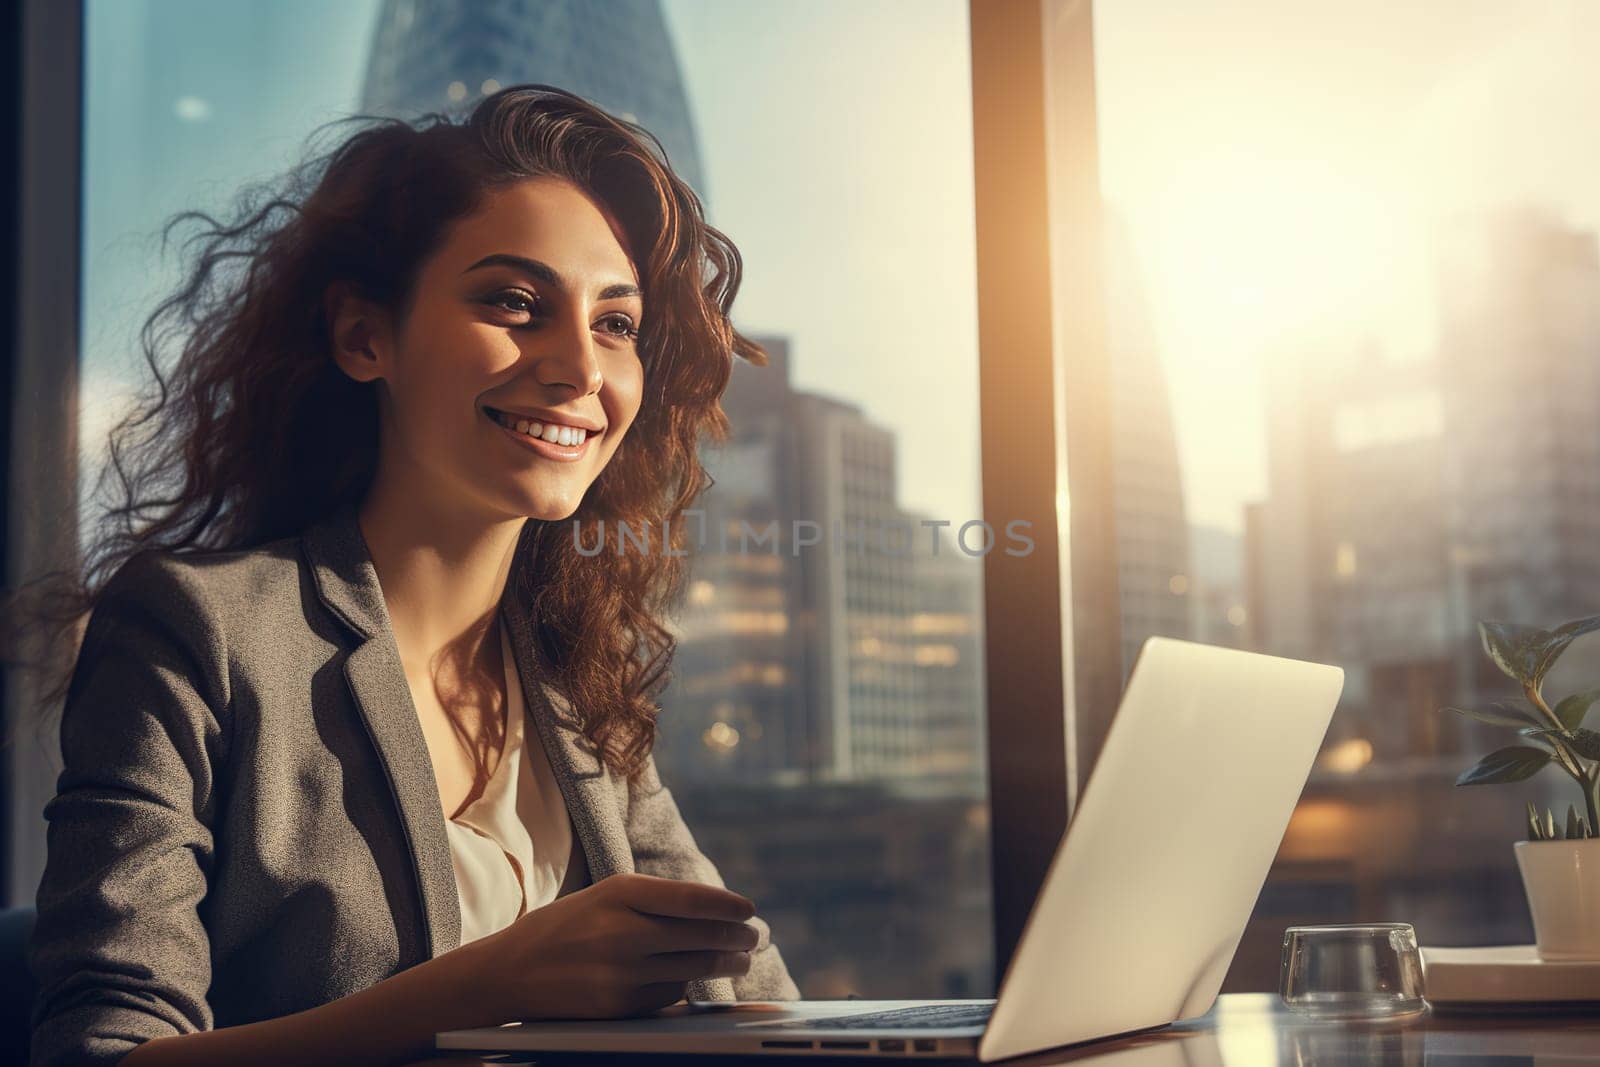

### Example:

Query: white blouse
xmin=445 ymin=624 xmax=575 ymax=946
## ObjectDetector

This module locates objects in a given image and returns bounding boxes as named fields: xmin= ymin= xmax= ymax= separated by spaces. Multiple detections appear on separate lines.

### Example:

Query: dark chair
xmin=0 ymin=905 xmax=37 ymax=1065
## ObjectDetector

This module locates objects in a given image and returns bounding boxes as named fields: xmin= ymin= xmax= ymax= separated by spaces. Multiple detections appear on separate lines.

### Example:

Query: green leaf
xmin=1537 ymin=616 xmax=1600 ymax=686
xmin=1521 ymin=727 xmax=1600 ymax=761
xmin=1568 ymin=805 xmax=1583 ymax=840
xmin=1479 ymin=621 xmax=1549 ymax=686
xmin=1479 ymin=616 xmax=1600 ymax=691
xmin=1553 ymin=689 xmax=1600 ymax=732
xmin=1528 ymin=801 xmax=1542 ymax=840
xmin=1522 ymin=727 xmax=1566 ymax=743
xmin=1565 ymin=729 xmax=1600 ymax=761
xmin=1582 ymin=816 xmax=1594 ymax=840
xmin=1445 ymin=704 xmax=1536 ymax=729
xmin=1455 ymin=746 xmax=1552 ymax=786
xmin=1545 ymin=809 xmax=1557 ymax=840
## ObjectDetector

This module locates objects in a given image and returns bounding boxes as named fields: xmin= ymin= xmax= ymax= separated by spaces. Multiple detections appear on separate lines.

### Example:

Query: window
xmin=1092 ymin=0 xmax=1600 ymax=986
xmin=76 ymin=0 xmax=991 ymax=999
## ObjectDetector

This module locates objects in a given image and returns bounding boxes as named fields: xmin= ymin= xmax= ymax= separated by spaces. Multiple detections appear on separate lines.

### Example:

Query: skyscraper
xmin=1434 ymin=207 xmax=1600 ymax=698
xmin=360 ymin=0 xmax=709 ymax=198
xmin=1255 ymin=335 xmax=1457 ymax=759
xmin=905 ymin=518 xmax=987 ymax=798
xmin=1232 ymin=210 xmax=1600 ymax=970
xmin=660 ymin=338 xmax=811 ymax=785
xmin=1254 ymin=209 xmax=1600 ymax=741
xmin=662 ymin=336 xmax=984 ymax=792
xmin=1103 ymin=208 xmax=1191 ymax=676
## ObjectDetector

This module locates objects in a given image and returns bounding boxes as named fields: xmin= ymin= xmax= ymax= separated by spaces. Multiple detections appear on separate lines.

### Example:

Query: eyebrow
xmin=462 ymin=253 xmax=642 ymax=301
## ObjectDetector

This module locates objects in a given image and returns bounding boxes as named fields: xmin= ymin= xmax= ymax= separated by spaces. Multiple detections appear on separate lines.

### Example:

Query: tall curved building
xmin=360 ymin=0 xmax=708 ymax=199
xmin=1103 ymin=207 xmax=1192 ymax=677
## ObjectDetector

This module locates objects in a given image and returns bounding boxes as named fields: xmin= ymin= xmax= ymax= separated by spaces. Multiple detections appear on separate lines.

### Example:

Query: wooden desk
xmin=420 ymin=993 xmax=1600 ymax=1064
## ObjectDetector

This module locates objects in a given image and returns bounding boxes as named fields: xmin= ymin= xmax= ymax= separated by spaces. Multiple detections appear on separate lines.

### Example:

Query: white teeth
xmin=492 ymin=409 xmax=588 ymax=445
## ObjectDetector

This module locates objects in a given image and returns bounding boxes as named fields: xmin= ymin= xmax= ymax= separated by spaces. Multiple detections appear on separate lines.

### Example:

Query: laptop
xmin=437 ymin=636 xmax=1344 ymax=1060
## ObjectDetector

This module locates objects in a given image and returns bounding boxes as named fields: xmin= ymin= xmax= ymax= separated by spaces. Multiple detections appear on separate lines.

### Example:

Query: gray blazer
xmin=27 ymin=502 xmax=800 ymax=1067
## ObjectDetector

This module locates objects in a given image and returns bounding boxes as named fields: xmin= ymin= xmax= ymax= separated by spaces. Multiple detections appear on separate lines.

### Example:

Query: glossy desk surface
xmin=421 ymin=993 xmax=1600 ymax=1065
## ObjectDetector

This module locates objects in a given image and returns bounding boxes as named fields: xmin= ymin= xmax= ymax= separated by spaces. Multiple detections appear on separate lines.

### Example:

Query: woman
xmin=17 ymin=83 xmax=800 ymax=1067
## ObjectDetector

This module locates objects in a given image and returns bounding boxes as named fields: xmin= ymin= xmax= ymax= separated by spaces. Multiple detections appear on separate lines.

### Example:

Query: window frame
xmin=5 ymin=0 xmax=83 ymax=907
xmin=4 ymin=0 xmax=1121 ymax=992
xmin=970 ymin=0 xmax=1120 ymax=982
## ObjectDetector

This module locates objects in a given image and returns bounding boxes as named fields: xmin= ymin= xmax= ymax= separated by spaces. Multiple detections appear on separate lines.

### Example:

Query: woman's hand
xmin=468 ymin=872 xmax=762 ymax=1022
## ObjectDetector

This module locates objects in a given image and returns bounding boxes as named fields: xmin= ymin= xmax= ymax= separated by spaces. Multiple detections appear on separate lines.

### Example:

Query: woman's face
xmin=335 ymin=175 xmax=647 ymax=522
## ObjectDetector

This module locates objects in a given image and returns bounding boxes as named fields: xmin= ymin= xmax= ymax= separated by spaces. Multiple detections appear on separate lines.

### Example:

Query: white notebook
xmin=1422 ymin=945 xmax=1600 ymax=1006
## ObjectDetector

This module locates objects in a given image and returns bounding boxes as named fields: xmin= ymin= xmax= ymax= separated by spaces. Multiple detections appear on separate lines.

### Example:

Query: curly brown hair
xmin=1 ymin=83 xmax=765 ymax=788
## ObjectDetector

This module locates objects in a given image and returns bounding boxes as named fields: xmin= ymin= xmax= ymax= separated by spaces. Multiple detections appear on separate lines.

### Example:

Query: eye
xmin=485 ymin=290 xmax=639 ymax=342
xmin=599 ymin=313 xmax=641 ymax=342
xmin=487 ymin=289 xmax=539 ymax=316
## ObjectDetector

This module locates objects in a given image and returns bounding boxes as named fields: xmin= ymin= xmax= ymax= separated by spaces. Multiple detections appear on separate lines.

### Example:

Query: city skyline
xmin=1095 ymin=0 xmax=1600 ymax=532
xmin=83 ymin=2 xmax=1600 ymax=541
xmin=79 ymin=0 xmax=985 ymax=535
xmin=1227 ymin=204 xmax=1600 ymax=965
xmin=72 ymin=0 xmax=1600 ymax=994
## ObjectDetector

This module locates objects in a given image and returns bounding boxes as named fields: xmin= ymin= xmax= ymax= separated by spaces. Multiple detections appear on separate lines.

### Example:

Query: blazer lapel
xmin=500 ymin=579 xmax=636 ymax=884
xmin=300 ymin=502 xmax=635 ymax=964
xmin=301 ymin=501 xmax=462 ymax=959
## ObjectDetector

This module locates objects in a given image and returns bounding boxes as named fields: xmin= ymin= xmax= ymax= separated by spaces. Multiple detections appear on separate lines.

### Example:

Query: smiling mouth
xmin=482 ymin=405 xmax=601 ymax=446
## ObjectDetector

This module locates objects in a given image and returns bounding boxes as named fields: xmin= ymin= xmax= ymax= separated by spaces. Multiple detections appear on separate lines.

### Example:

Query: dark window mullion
xmin=969 ymin=0 xmax=1121 ymax=986
xmin=5 ymin=0 xmax=84 ymax=907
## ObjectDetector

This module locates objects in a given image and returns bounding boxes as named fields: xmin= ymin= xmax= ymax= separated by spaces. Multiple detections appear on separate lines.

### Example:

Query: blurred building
xmin=1188 ymin=523 xmax=1249 ymax=649
xmin=1248 ymin=342 xmax=1323 ymax=663
xmin=674 ymin=778 xmax=994 ymax=999
xmin=1256 ymin=339 xmax=1458 ymax=761
xmin=1251 ymin=209 xmax=1600 ymax=755
xmin=652 ymin=338 xmax=993 ymax=998
xmin=660 ymin=337 xmax=985 ymax=795
xmin=360 ymin=0 xmax=709 ymax=197
xmin=1227 ymin=208 xmax=1600 ymax=988
xmin=1104 ymin=209 xmax=1191 ymax=677
xmin=659 ymin=338 xmax=814 ymax=785
xmin=788 ymin=387 xmax=920 ymax=783
xmin=1434 ymin=207 xmax=1600 ymax=696
xmin=902 ymin=515 xmax=988 ymax=799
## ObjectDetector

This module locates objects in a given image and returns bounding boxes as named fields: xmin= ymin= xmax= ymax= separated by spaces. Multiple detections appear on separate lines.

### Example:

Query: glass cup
xmin=1279 ymin=923 xmax=1427 ymax=1019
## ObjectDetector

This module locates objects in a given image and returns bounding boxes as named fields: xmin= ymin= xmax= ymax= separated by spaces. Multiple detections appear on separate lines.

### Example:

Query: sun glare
xmin=1141 ymin=153 xmax=1404 ymax=361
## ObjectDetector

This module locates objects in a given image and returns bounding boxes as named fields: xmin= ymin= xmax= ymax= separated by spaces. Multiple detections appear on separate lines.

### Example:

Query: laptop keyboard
xmin=782 ymin=1003 xmax=994 ymax=1031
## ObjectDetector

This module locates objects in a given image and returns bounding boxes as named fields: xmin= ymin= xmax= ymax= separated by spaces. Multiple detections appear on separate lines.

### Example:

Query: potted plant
xmin=1445 ymin=614 xmax=1600 ymax=960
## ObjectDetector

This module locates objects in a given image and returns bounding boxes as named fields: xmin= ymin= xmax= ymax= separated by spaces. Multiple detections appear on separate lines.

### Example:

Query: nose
xmin=533 ymin=305 xmax=605 ymax=397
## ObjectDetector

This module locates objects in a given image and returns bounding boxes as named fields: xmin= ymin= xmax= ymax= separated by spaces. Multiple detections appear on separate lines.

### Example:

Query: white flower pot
xmin=1515 ymin=837 xmax=1600 ymax=960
